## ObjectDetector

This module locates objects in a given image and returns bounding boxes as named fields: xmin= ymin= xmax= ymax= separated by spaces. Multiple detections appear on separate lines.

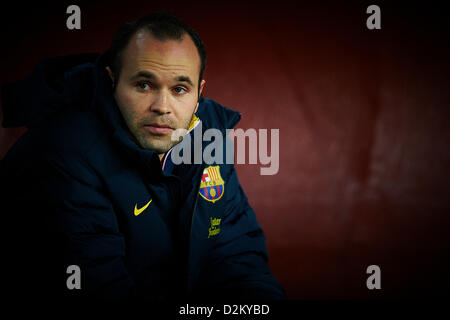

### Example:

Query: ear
xmin=199 ymin=79 xmax=206 ymax=96
xmin=106 ymin=66 xmax=115 ymax=84
xmin=195 ymin=79 xmax=206 ymax=113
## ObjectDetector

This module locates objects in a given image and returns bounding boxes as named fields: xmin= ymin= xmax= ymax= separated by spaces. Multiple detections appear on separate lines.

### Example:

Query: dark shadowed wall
xmin=1 ymin=0 xmax=449 ymax=299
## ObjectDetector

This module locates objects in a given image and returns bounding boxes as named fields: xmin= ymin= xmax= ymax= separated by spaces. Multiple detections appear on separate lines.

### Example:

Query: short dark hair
xmin=106 ymin=12 xmax=206 ymax=91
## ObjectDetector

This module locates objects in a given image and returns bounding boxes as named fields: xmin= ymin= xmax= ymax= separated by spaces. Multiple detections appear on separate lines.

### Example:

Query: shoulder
xmin=1 ymin=108 xmax=109 ymax=174
xmin=197 ymin=97 xmax=242 ymax=131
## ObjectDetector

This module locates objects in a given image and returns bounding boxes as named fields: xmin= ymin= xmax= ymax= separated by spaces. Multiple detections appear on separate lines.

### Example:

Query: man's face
xmin=107 ymin=30 xmax=205 ymax=154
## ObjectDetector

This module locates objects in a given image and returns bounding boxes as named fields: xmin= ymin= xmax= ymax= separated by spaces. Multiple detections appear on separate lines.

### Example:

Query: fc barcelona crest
xmin=199 ymin=166 xmax=225 ymax=203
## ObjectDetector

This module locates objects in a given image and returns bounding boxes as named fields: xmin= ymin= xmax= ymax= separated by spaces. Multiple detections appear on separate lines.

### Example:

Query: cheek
xmin=176 ymin=100 xmax=197 ymax=122
xmin=115 ymin=86 xmax=146 ymax=119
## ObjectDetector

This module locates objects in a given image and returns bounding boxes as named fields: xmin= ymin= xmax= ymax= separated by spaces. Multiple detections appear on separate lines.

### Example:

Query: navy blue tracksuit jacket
xmin=0 ymin=53 xmax=285 ymax=302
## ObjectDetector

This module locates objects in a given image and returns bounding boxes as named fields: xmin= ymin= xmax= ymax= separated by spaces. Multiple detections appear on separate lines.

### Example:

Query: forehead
xmin=120 ymin=29 xmax=201 ymax=79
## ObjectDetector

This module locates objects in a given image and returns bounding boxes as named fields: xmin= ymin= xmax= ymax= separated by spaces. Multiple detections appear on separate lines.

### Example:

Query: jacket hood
xmin=1 ymin=53 xmax=98 ymax=128
xmin=1 ymin=52 xmax=242 ymax=133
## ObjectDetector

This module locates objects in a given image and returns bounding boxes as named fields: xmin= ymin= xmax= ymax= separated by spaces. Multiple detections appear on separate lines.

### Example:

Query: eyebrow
xmin=130 ymin=71 xmax=157 ymax=81
xmin=175 ymin=75 xmax=194 ymax=87
xmin=130 ymin=71 xmax=194 ymax=87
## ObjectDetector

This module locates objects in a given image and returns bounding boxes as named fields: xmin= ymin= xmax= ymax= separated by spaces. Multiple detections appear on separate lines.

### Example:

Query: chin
xmin=141 ymin=139 xmax=172 ymax=154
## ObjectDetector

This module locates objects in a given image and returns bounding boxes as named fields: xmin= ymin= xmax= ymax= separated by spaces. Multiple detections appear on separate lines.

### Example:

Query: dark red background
xmin=1 ymin=1 xmax=449 ymax=299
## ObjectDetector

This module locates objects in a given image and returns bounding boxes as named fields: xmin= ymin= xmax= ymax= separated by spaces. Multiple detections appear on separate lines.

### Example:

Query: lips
xmin=144 ymin=123 xmax=174 ymax=135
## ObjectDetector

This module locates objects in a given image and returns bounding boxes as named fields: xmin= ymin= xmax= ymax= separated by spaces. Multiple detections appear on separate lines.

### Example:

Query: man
xmin=1 ymin=12 xmax=285 ymax=302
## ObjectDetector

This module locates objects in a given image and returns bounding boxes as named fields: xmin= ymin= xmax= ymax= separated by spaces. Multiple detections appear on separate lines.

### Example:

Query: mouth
xmin=144 ymin=123 xmax=174 ymax=135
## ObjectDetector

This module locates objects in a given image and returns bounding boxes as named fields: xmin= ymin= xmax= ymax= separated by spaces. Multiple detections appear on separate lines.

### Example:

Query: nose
xmin=150 ymin=90 xmax=171 ymax=115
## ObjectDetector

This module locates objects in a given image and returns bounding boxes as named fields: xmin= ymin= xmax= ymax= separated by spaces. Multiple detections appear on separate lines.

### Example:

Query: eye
xmin=173 ymin=86 xmax=187 ymax=95
xmin=136 ymin=81 xmax=152 ymax=91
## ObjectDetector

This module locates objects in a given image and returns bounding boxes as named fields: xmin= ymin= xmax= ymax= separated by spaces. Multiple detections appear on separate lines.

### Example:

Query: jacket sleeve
xmin=194 ymin=164 xmax=286 ymax=301
xmin=2 ymin=151 xmax=137 ymax=302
